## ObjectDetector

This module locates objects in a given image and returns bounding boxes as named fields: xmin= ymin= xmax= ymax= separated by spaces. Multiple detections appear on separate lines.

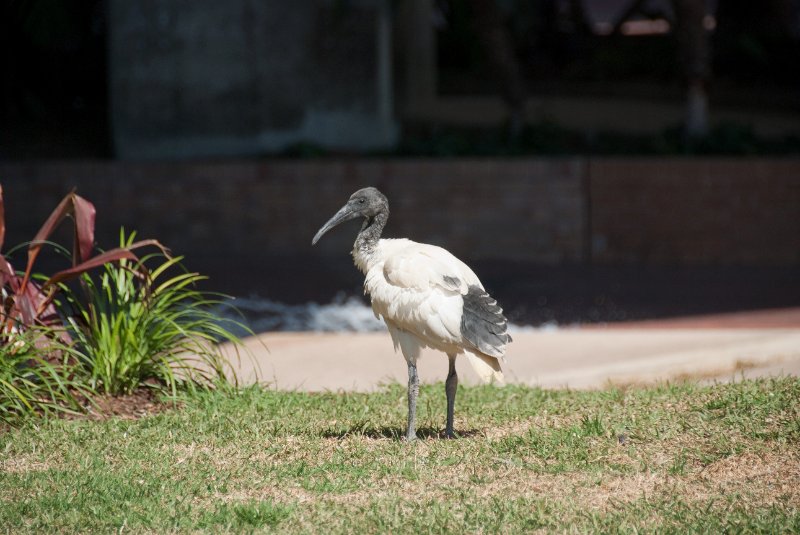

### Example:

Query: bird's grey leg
xmin=445 ymin=353 xmax=458 ymax=438
xmin=405 ymin=362 xmax=419 ymax=441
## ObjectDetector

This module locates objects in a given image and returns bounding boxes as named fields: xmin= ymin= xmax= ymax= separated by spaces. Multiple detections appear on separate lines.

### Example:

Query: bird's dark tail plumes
xmin=461 ymin=285 xmax=511 ymax=359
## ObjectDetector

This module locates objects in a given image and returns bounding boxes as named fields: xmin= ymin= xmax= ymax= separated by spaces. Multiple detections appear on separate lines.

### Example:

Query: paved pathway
xmin=225 ymin=307 xmax=800 ymax=391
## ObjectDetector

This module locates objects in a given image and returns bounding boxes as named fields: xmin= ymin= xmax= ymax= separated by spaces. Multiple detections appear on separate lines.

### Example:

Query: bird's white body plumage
xmin=354 ymin=238 xmax=506 ymax=383
xmin=312 ymin=186 xmax=511 ymax=439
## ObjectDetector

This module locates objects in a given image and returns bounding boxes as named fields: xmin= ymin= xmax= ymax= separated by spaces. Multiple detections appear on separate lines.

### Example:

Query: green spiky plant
xmin=0 ymin=186 xmax=162 ymax=424
xmin=0 ymin=327 xmax=86 ymax=424
xmin=60 ymin=230 xmax=247 ymax=396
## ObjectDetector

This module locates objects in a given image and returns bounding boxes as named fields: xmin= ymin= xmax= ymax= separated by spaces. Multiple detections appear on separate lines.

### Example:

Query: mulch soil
xmin=69 ymin=388 xmax=180 ymax=422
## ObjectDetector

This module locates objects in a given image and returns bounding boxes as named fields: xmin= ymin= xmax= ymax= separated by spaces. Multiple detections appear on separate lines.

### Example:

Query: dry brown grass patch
xmin=0 ymin=456 xmax=59 ymax=475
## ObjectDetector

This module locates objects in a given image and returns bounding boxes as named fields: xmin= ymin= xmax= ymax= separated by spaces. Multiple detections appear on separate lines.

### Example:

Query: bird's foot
xmin=444 ymin=429 xmax=457 ymax=440
xmin=402 ymin=433 xmax=418 ymax=442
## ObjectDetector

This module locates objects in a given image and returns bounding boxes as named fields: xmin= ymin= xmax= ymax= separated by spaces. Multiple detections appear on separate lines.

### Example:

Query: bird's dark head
xmin=312 ymin=187 xmax=389 ymax=245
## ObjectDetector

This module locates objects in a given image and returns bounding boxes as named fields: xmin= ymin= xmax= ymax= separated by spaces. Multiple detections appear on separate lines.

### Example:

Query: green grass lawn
xmin=2 ymin=378 xmax=798 ymax=533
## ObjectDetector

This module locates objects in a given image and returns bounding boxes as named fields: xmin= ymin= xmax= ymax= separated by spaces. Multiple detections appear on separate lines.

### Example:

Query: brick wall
xmin=0 ymin=159 xmax=585 ymax=266
xmin=0 ymin=159 xmax=797 ymax=274
xmin=589 ymin=159 xmax=800 ymax=264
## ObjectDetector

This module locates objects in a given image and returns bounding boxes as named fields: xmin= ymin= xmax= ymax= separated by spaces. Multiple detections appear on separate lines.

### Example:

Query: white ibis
xmin=312 ymin=187 xmax=511 ymax=440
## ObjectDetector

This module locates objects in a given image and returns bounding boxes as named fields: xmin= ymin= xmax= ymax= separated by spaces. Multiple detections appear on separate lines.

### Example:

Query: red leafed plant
xmin=1 ymin=185 xmax=247 ymax=421
xmin=0 ymin=185 xmax=164 ymax=343
xmin=0 ymin=186 xmax=171 ymax=424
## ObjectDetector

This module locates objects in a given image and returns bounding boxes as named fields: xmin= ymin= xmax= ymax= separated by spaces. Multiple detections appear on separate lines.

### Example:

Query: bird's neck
xmin=352 ymin=211 xmax=388 ymax=273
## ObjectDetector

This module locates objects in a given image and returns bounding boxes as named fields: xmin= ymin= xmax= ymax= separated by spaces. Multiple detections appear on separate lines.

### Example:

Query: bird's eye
xmin=358 ymin=198 xmax=365 ymax=204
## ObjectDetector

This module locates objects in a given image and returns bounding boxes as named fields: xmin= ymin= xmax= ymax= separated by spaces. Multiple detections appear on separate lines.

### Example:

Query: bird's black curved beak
xmin=312 ymin=203 xmax=360 ymax=245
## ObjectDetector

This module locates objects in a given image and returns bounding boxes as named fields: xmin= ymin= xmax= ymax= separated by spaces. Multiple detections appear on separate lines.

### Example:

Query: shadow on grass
xmin=320 ymin=426 xmax=482 ymax=440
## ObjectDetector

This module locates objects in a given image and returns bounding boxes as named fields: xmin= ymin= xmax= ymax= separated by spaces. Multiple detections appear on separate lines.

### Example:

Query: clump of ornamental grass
xmin=0 ymin=186 xmax=155 ymax=425
xmin=59 ymin=231 xmax=248 ymax=396
xmin=0 ymin=327 xmax=85 ymax=424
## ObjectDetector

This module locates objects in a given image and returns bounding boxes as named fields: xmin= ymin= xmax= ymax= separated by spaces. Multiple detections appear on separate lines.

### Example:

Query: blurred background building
xmin=1 ymin=0 xmax=799 ymax=324
xmin=3 ymin=0 xmax=800 ymax=158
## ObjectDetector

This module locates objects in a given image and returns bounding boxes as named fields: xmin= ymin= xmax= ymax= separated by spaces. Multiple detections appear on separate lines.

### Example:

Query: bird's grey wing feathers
xmin=440 ymin=275 xmax=463 ymax=292
xmin=461 ymin=285 xmax=512 ymax=358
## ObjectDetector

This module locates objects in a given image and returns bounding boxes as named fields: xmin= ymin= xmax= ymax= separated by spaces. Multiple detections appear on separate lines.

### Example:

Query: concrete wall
xmin=1 ymin=159 xmax=798 ymax=276
xmin=108 ymin=0 xmax=397 ymax=159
